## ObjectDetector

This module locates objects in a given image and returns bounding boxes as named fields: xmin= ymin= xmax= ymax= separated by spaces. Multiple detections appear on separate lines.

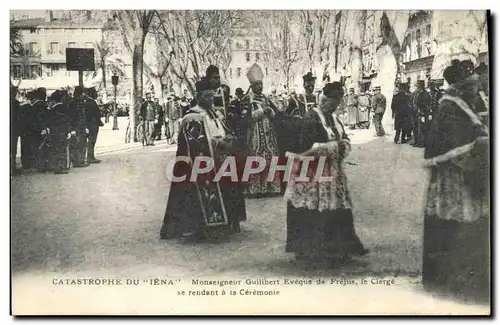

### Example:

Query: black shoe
xmin=89 ymin=159 xmax=101 ymax=164
xmin=150 ymin=143 xmax=155 ymax=146
xmin=54 ymin=169 xmax=69 ymax=174
xmin=74 ymin=163 xmax=90 ymax=168
xmin=394 ymin=137 xmax=400 ymax=144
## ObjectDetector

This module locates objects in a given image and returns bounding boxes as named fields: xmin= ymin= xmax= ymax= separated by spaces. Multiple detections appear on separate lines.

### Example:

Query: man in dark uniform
xmin=140 ymin=91 xmax=158 ymax=146
xmin=285 ymin=72 xmax=318 ymax=118
xmin=68 ymin=86 xmax=89 ymax=167
xmin=391 ymin=83 xmax=412 ymax=144
xmin=153 ymin=97 xmax=164 ymax=141
xmin=411 ymin=80 xmax=431 ymax=148
xmin=31 ymin=88 xmax=50 ymax=172
xmin=19 ymin=91 xmax=35 ymax=170
xmin=10 ymin=84 xmax=20 ymax=175
xmin=227 ymin=87 xmax=246 ymax=144
xmin=85 ymin=87 xmax=103 ymax=163
xmin=372 ymin=85 xmax=386 ymax=136
xmin=46 ymin=90 xmax=72 ymax=174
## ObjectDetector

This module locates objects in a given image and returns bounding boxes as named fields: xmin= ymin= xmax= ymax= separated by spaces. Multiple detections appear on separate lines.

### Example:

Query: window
xmin=25 ymin=65 xmax=41 ymax=79
xmin=236 ymin=68 xmax=241 ymax=77
xmin=28 ymin=42 xmax=39 ymax=56
xmin=245 ymin=39 xmax=250 ymax=49
xmin=255 ymin=52 xmax=260 ymax=61
xmin=46 ymin=64 xmax=60 ymax=77
xmin=49 ymin=42 xmax=59 ymax=55
xmin=12 ymin=65 xmax=22 ymax=79
xmin=85 ymin=42 xmax=94 ymax=49
xmin=246 ymin=53 xmax=250 ymax=62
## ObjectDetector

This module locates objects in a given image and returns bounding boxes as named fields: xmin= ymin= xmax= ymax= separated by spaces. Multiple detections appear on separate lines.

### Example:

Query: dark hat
xmin=303 ymin=72 xmax=316 ymax=82
xmin=74 ymin=86 xmax=84 ymax=97
xmin=36 ymin=87 xmax=47 ymax=99
xmin=475 ymin=62 xmax=487 ymax=75
xmin=322 ymin=82 xmax=344 ymax=99
xmin=195 ymin=77 xmax=212 ymax=93
xmin=443 ymin=65 xmax=461 ymax=85
xmin=49 ymin=90 xmax=63 ymax=102
xmin=206 ymin=65 xmax=220 ymax=79
xmin=235 ymin=87 xmax=244 ymax=94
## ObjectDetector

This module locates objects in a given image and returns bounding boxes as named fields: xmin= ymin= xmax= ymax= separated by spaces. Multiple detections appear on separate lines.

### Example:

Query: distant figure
xmin=391 ymin=83 xmax=412 ymax=144
xmin=140 ymin=92 xmax=159 ymax=146
xmin=371 ymin=85 xmax=386 ymax=137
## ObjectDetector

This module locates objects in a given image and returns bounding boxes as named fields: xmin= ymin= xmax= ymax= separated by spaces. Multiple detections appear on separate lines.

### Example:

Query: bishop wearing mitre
xmin=240 ymin=63 xmax=281 ymax=198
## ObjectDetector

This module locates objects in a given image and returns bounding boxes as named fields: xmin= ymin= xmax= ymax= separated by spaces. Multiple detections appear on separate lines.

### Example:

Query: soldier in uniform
xmin=391 ymin=83 xmax=412 ymax=144
xmin=140 ymin=91 xmax=159 ymax=146
xmin=227 ymin=87 xmax=246 ymax=144
xmin=31 ymin=88 xmax=50 ymax=172
xmin=411 ymin=80 xmax=431 ymax=148
xmin=371 ymin=85 xmax=387 ymax=137
xmin=46 ymin=90 xmax=72 ymax=174
xmin=85 ymin=87 xmax=103 ymax=163
xmin=68 ymin=86 xmax=90 ymax=167
xmin=167 ymin=95 xmax=182 ymax=144
xmin=154 ymin=97 xmax=164 ymax=141
xmin=11 ymin=84 xmax=20 ymax=175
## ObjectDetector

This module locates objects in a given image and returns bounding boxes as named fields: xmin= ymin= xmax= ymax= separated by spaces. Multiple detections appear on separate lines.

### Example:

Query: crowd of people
xmin=159 ymin=41 xmax=489 ymax=303
xmin=10 ymin=85 xmax=103 ymax=175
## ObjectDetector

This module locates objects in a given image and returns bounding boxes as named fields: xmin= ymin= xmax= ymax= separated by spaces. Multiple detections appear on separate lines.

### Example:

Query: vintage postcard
xmin=10 ymin=9 xmax=490 ymax=315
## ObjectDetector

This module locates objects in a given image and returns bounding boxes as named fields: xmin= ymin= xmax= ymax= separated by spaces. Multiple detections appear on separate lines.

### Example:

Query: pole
xmin=112 ymin=84 xmax=119 ymax=130
xmin=78 ymin=71 xmax=84 ymax=88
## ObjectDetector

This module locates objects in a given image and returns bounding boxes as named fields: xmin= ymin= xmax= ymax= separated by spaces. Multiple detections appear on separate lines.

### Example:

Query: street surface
xmin=10 ymin=124 xmax=489 ymax=314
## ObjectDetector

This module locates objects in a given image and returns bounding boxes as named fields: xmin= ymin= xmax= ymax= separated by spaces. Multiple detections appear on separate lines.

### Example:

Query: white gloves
xmin=41 ymin=128 xmax=50 ymax=136
xmin=85 ymin=128 xmax=89 ymax=134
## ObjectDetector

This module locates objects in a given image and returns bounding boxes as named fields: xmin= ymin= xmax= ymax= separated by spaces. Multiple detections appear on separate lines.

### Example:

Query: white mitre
xmin=246 ymin=63 xmax=264 ymax=84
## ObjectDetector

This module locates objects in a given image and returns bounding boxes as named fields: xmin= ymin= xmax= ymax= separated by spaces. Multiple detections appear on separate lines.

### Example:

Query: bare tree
xmin=154 ymin=10 xmax=238 ymax=95
xmin=113 ymin=10 xmax=155 ymax=143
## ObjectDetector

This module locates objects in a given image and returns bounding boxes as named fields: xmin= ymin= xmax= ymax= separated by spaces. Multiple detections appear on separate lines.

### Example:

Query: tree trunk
xmin=373 ymin=11 xmax=410 ymax=130
xmin=101 ymin=61 xmax=107 ymax=90
xmin=130 ymin=42 xmax=144 ymax=143
xmin=350 ymin=10 xmax=367 ymax=91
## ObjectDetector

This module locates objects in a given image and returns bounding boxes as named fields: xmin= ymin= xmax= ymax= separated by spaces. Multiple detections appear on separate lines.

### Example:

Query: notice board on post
xmin=66 ymin=48 xmax=95 ymax=71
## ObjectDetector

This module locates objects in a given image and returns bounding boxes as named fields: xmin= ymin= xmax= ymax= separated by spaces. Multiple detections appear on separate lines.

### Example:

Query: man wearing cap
xmin=411 ymin=80 xmax=431 ymax=148
xmin=153 ymin=97 xmax=164 ymax=141
xmin=46 ymin=90 xmax=72 ymax=174
xmin=345 ymin=86 xmax=359 ymax=129
xmin=241 ymin=63 xmax=281 ymax=197
xmin=356 ymin=84 xmax=371 ymax=129
xmin=68 ymin=86 xmax=90 ymax=167
xmin=371 ymin=85 xmax=386 ymax=137
xmin=391 ymin=83 xmax=412 ymax=144
xmin=85 ymin=87 xmax=104 ymax=163
xmin=140 ymin=91 xmax=159 ymax=146
xmin=227 ymin=87 xmax=246 ymax=144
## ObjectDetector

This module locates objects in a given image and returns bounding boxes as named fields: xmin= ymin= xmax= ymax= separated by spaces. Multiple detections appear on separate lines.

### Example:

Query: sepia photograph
xmin=9 ymin=8 xmax=491 ymax=315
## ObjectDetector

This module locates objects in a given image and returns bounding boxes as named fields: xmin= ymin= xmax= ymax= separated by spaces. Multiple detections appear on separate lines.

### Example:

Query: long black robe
xmin=422 ymin=80 xmax=489 ymax=303
xmin=160 ymin=106 xmax=246 ymax=240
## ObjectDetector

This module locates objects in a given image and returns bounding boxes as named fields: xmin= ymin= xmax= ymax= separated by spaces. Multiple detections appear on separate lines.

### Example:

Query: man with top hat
xmin=371 ymin=85 xmax=387 ymax=137
xmin=356 ymin=84 xmax=371 ymax=129
xmin=85 ymin=86 xmax=104 ymax=163
xmin=411 ymin=80 xmax=431 ymax=148
xmin=140 ymin=91 xmax=159 ymax=146
xmin=286 ymin=72 xmax=318 ymax=118
xmin=391 ymin=82 xmax=412 ymax=144
xmin=241 ymin=63 xmax=281 ymax=197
